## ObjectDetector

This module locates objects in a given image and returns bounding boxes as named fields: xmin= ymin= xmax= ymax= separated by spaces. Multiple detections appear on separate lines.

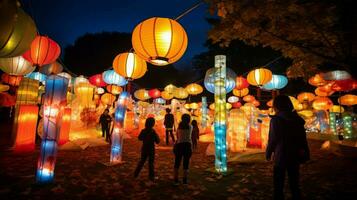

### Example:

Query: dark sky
xmin=22 ymin=0 xmax=211 ymax=70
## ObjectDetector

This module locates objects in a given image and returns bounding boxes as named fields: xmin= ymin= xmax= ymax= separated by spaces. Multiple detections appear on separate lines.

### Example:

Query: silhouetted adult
xmin=99 ymin=109 xmax=112 ymax=142
xmin=164 ymin=108 xmax=175 ymax=145
xmin=266 ymin=95 xmax=310 ymax=200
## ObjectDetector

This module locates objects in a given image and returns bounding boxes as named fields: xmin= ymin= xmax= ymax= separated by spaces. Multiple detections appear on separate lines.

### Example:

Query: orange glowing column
xmin=58 ymin=108 xmax=71 ymax=145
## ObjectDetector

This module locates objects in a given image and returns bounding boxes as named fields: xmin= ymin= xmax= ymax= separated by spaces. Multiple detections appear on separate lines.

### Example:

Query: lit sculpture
xmin=201 ymin=97 xmax=208 ymax=128
xmin=0 ymin=55 xmax=35 ymax=75
xmin=342 ymin=113 xmax=352 ymax=138
xmin=16 ymin=78 xmax=39 ymax=105
xmin=228 ymin=109 xmax=248 ymax=152
xmin=58 ymin=108 xmax=71 ymax=145
xmin=204 ymin=67 xmax=236 ymax=94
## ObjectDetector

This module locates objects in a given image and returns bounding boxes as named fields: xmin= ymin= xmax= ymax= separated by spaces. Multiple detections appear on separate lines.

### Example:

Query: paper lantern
xmin=74 ymin=75 xmax=88 ymax=87
xmin=232 ymin=102 xmax=242 ymax=108
xmin=185 ymin=83 xmax=203 ymax=95
xmin=204 ymin=67 xmax=236 ymax=93
xmin=75 ymin=82 xmax=94 ymax=108
xmin=298 ymin=110 xmax=314 ymax=118
xmin=132 ymin=17 xmax=188 ymax=66
xmin=243 ymin=95 xmax=255 ymax=102
xmin=209 ymin=103 xmax=233 ymax=110
xmin=312 ymin=97 xmax=333 ymax=110
xmin=0 ymin=55 xmax=35 ymax=75
xmin=315 ymin=87 xmax=334 ymax=97
xmin=0 ymin=83 xmax=10 ymax=92
xmin=148 ymin=89 xmax=161 ymax=98
xmin=262 ymin=74 xmax=288 ymax=90
xmin=153 ymin=98 xmax=165 ymax=104
xmin=96 ymin=87 xmax=105 ymax=94
xmin=57 ymin=72 xmax=72 ymax=87
xmin=233 ymin=88 xmax=249 ymax=97
xmin=0 ymin=0 xmax=18 ymax=55
xmin=201 ymin=97 xmax=208 ymax=128
xmin=89 ymin=74 xmax=107 ymax=87
xmin=190 ymin=102 xmax=199 ymax=110
xmin=58 ymin=108 xmax=71 ymax=145
xmin=297 ymin=92 xmax=315 ymax=102
xmin=40 ymin=61 xmax=63 ymax=75
xmin=164 ymin=84 xmax=177 ymax=94
xmin=101 ymin=93 xmax=116 ymax=106
xmin=113 ymin=52 xmax=147 ymax=79
xmin=161 ymin=90 xmax=174 ymax=100
xmin=1 ymin=73 xmax=22 ymax=86
xmin=266 ymin=99 xmax=273 ymax=107
xmin=228 ymin=109 xmax=248 ymax=152
xmin=227 ymin=96 xmax=239 ymax=103
xmin=235 ymin=76 xmax=249 ymax=90
xmin=251 ymin=100 xmax=260 ymax=107
xmin=338 ymin=94 xmax=357 ymax=106
xmin=102 ymin=70 xmax=128 ymax=86
xmin=308 ymin=73 xmax=327 ymax=87
xmin=13 ymin=105 xmax=39 ymax=152
xmin=329 ymin=105 xmax=344 ymax=113
xmin=0 ymin=9 xmax=37 ymax=58
xmin=323 ymin=70 xmax=351 ymax=81
xmin=173 ymin=87 xmax=188 ymax=99
xmin=184 ymin=103 xmax=191 ymax=109
xmin=25 ymin=72 xmax=47 ymax=84
xmin=247 ymin=68 xmax=272 ymax=86
xmin=106 ymin=85 xmax=122 ymax=95
xmin=16 ymin=77 xmax=39 ymax=105
xmin=332 ymin=79 xmax=357 ymax=92
xmin=134 ymin=89 xmax=150 ymax=100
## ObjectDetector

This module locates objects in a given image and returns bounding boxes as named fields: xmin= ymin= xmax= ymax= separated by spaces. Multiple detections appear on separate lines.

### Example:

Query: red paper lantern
xmin=58 ymin=108 xmax=71 ymax=145
xmin=148 ymin=89 xmax=161 ymax=98
xmin=89 ymin=74 xmax=107 ymax=87
xmin=332 ymin=79 xmax=357 ymax=92
xmin=235 ymin=76 xmax=249 ymax=90
xmin=23 ymin=36 xmax=61 ymax=67
xmin=232 ymin=102 xmax=242 ymax=108
xmin=1 ymin=73 xmax=22 ymax=86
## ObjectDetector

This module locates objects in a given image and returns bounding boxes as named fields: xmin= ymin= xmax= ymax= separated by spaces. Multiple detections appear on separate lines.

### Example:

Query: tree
xmin=206 ymin=0 xmax=356 ymax=78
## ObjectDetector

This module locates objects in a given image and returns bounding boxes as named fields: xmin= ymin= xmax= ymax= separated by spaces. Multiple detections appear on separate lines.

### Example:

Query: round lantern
xmin=57 ymin=72 xmax=72 ymax=87
xmin=185 ymin=83 xmax=203 ymax=95
xmin=40 ymin=61 xmax=63 ymax=75
xmin=247 ymin=68 xmax=272 ymax=86
xmin=0 ymin=83 xmax=10 ymax=92
xmin=1 ymin=73 xmax=22 ymax=86
xmin=184 ymin=103 xmax=191 ymax=109
xmin=0 ymin=9 xmax=37 ymax=58
xmin=204 ymin=67 xmax=236 ymax=93
xmin=315 ymin=87 xmax=334 ymax=97
xmin=96 ymin=87 xmax=105 ymax=94
xmin=329 ymin=105 xmax=344 ymax=113
xmin=164 ymin=84 xmax=177 ymax=94
xmin=338 ymin=94 xmax=357 ymax=106
xmin=266 ymin=99 xmax=273 ymax=107
xmin=233 ymin=88 xmax=249 ymax=97
xmin=331 ymin=79 xmax=357 ymax=92
xmin=25 ymin=72 xmax=47 ymax=84
xmin=228 ymin=96 xmax=239 ymax=103
xmin=297 ymin=92 xmax=315 ymax=102
xmin=161 ymin=90 xmax=174 ymax=100
xmin=173 ymin=87 xmax=188 ymax=99
xmin=148 ymin=89 xmax=161 ymax=98
xmin=101 ymin=93 xmax=116 ymax=106
xmin=132 ymin=17 xmax=188 ymax=66
xmin=134 ymin=89 xmax=150 ymax=100
xmin=153 ymin=98 xmax=165 ymax=104
xmin=308 ymin=73 xmax=327 ymax=87
xmin=262 ymin=74 xmax=288 ymax=90
xmin=190 ymin=102 xmax=199 ymax=110
xmin=298 ymin=110 xmax=314 ymax=118
xmin=89 ymin=74 xmax=107 ymax=87
xmin=235 ymin=76 xmax=249 ymax=90
xmin=312 ymin=97 xmax=333 ymax=110
xmin=252 ymin=100 xmax=260 ymax=107
xmin=102 ymin=70 xmax=128 ymax=86
xmin=113 ymin=52 xmax=147 ymax=79
xmin=74 ymin=75 xmax=89 ymax=87
xmin=209 ymin=103 xmax=232 ymax=110
xmin=323 ymin=70 xmax=351 ymax=81
xmin=0 ymin=0 xmax=18 ymax=52
xmin=137 ymin=101 xmax=150 ymax=108
xmin=232 ymin=102 xmax=242 ymax=108
xmin=243 ymin=95 xmax=255 ymax=102
xmin=23 ymin=36 xmax=61 ymax=66
xmin=0 ymin=55 xmax=35 ymax=75
xmin=106 ymin=85 xmax=122 ymax=95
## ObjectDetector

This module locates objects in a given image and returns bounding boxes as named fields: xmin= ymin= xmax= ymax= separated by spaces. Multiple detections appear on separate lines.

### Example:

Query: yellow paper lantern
xmin=137 ymin=101 xmax=150 ymax=108
xmin=101 ymin=93 xmax=116 ymax=106
xmin=243 ymin=95 xmax=255 ymax=102
xmin=329 ymin=105 xmax=344 ymax=113
xmin=298 ymin=110 xmax=314 ymax=118
xmin=132 ymin=17 xmax=188 ymax=66
xmin=16 ymin=78 xmax=39 ymax=105
xmin=106 ymin=85 xmax=122 ymax=95
xmin=164 ymin=84 xmax=177 ymax=94
xmin=0 ymin=55 xmax=35 ymax=75
xmin=247 ymin=68 xmax=272 ymax=86
xmin=209 ymin=103 xmax=231 ymax=110
xmin=113 ymin=52 xmax=147 ymax=79
xmin=312 ymin=97 xmax=333 ymax=110
xmin=190 ymin=102 xmax=199 ymax=110
xmin=0 ymin=83 xmax=10 ymax=92
xmin=184 ymin=103 xmax=191 ymax=109
xmin=161 ymin=90 xmax=174 ymax=100
xmin=338 ymin=94 xmax=357 ymax=106
xmin=297 ymin=92 xmax=315 ymax=102
xmin=185 ymin=83 xmax=203 ymax=95
xmin=173 ymin=87 xmax=188 ymax=99
xmin=134 ymin=89 xmax=150 ymax=100
xmin=315 ymin=87 xmax=334 ymax=97
xmin=233 ymin=88 xmax=249 ymax=97
xmin=75 ymin=82 xmax=95 ymax=107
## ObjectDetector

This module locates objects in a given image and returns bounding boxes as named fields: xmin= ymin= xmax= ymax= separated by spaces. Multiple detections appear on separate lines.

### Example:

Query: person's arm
xmin=266 ymin=118 xmax=278 ymax=161
xmin=138 ymin=130 xmax=145 ymax=141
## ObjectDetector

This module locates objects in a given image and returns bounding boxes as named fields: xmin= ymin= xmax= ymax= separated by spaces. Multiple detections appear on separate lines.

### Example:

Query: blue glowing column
xmin=201 ymin=96 xmax=207 ymax=128
xmin=110 ymin=92 xmax=129 ymax=164
xmin=214 ymin=55 xmax=227 ymax=173
xmin=36 ymin=75 xmax=69 ymax=183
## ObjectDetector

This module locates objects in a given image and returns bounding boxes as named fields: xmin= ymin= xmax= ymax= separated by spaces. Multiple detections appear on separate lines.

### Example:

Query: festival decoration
xmin=161 ymin=90 xmax=174 ymax=100
xmin=201 ymin=97 xmax=208 ymax=128
xmin=0 ymin=83 xmax=10 ymax=92
xmin=96 ymin=87 xmax=105 ymax=95
xmin=101 ymin=93 xmax=116 ymax=106
xmin=204 ymin=67 xmax=236 ymax=93
xmin=134 ymin=89 xmax=150 ymax=100
xmin=75 ymin=82 xmax=95 ymax=108
xmin=0 ymin=55 xmax=35 ymax=75
xmin=25 ymin=72 xmax=47 ymax=84
xmin=132 ymin=17 xmax=188 ymax=66
xmin=57 ymin=72 xmax=72 ymax=87
xmin=338 ymin=94 xmax=357 ymax=106
xmin=266 ymin=99 xmax=273 ymax=107
xmin=0 ymin=0 xmax=18 ymax=56
xmin=331 ymin=79 xmax=357 ymax=92
xmin=164 ymin=84 xmax=176 ymax=94
xmin=243 ymin=95 xmax=255 ymax=102
xmin=228 ymin=109 xmax=248 ymax=152
xmin=113 ymin=52 xmax=147 ymax=79
xmin=89 ymin=74 xmax=107 ymax=87
xmin=312 ymin=97 xmax=333 ymax=110
xmin=252 ymin=100 xmax=260 ymax=107
xmin=58 ymin=108 xmax=71 ymax=145
xmin=262 ymin=74 xmax=288 ymax=90
xmin=247 ymin=68 xmax=272 ymax=86
xmin=315 ymin=87 xmax=334 ymax=97
xmin=106 ymin=85 xmax=122 ymax=95
xmin=1 ymin=73 xmax=22 ymax=86
xmin=227 ymin=96 xmax=239 ymax=103
xmin=148 ymin=89 xmax=161 ymax=99
xmin=102 ymin=70 xmax=128 ymax=86
xmin=297 ymin=92 xmax=315 ymax=102
xmin=232 ymin=102 xmax=242 ymax=108
xmin=173 ymin=87 xmax=188 ymax=99
xmin=40 ymin=61 xmax=63 ymax=75
xmin=153 ymin=98 xmax=165 ymax=104
xmin=308 ymin=73 xmax=327 ymax=87
xmin=342 ymin=113 xmax=352 ymax=138
xmin=185 ymin=83 xmax=203 ymax=95
xmin=233 ymin=88 xmax=249 ymax=97
xmin=16 ymin=78 xmax=39 ymax=105
xmin=235 ymin=76 xmax=249 ymax=90
xmin=323 ymin=70 xmax=351 ymax=81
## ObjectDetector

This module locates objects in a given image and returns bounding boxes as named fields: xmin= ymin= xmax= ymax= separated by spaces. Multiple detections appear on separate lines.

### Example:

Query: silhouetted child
xmin=191 ymin=120 xmax=199 ymax=150
xmin=134 ymin=117 xmax=160 ymax=181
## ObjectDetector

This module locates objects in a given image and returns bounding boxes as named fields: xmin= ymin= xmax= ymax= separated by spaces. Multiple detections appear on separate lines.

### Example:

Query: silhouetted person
xmin=99 ymin=109 xmax=112 ymax=142
xmin=266 ymin=95 xmax=310 ymax=200
xmin=191 ymin=120 xmax=199 ymax=150
xmin=134 ymin=117 xmax=160 ymax=181
xmin=164 ymin=108 xmax=175 ymax=145
xmin=173 ymin=114 xmax=192 ymax=185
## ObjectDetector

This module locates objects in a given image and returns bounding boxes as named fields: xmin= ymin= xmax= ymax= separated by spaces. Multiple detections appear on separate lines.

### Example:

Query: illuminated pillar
xmin=329 ymin=112 xmax=337 ymax=135
xmin=36 ymin=75 xmax=68 ymax=183
xmin=214 ymin=55 xmax=227 ymax=173
xmin=58 ymin=108 xmax=71 ymax=145
xmin=316 ymin=110 xmax=329 ymax=133
xmin=110 ymin=91 xmax=129 ymax=164
xmin=342 ymin=113 xmax=352 ymax=139
xmin=201 ymin=96 xmax=207 ymax=128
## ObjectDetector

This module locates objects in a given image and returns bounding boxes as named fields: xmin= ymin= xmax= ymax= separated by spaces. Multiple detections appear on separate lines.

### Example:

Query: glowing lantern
xmin=228 ymin=109 xmax=248 ymax=152
xmin=153 ymin=98 xmax=165 ymax=104
xmin=0 ymin=0 xmax=18 ymax=55
xmin=247 ymin=68 xmax=272 ymax=86
xmin=13 ymin=105 xmax=39 ymax=152
xmin=161 ymin=90 xmax=174 ymax=100
xmin=101 ymin=93 xmax=116 ymax=106
xmin=184 ymin=103 xmax=191 ymax=110
xmin=1 ymin=73 xmax=22 ymax=86
xmin=243 ymin=95 xmax=255 ymax=102
xmin=232 ymin=102 xmax=242 ymax=108
xmin=233 ymin=88 xmax=249 ymax=97
xmin=164 ymin=84 xmax=176 ymax=94
xmin=134 ymin=89 xmax=150 ymax=100
xmin=113 ymin=52 xmax=147 ymax=79
xmin=235 ymin=76 xmax=249 ymax=90
xmin=173 ymin=87 xmax=188 ymax=99
xmin=40 ymin=61 xmax=63 ymax=75
xmin=23 ymin=36 xmax=61 ymax=67
xmin=312 ymin=97 xmax=333 ymax=110
xmin=228 ymin=96 xmax=239 ymax=103
xmin=106 ymin=85 xmax=122 ymax=95
xmin=16 ymin=78 xmax=39 ymax=105
xmin=57 ymin=72 xmax=72 ymax=87
xmin=132 ymin=17 xmax=188 ymax=66
xmin=201 ymin=97 xmax=208 ymax=128
xmin=332 ymin=79 xmax=357 ymax=92
xmin=102 ymin=70 xmax=128 ymax=86
xmin=338 ymin=94 xmax=357 ymax=106
xmin=298 ymin=110 xmax=314 ymax=118
xmin=88 ymin=74 xmax=106 ymax=87
xmin=323 ymin=70 xmax=351 ymax=81
xmin=209 ymin=103 xmax=232 ymax=110
xmin=266 ymin=99 xmax=273 ymax=107
xmin=297 ymin=92 xmax=315 ymax=102
xmin=204 ymin=67 xmax=236 ymax=93
xmin=0 ymin=55 xmax=35 ymax=75
xmin=185 ymin=83 xmax=203 ymax=95
xmin=262 ymin=74 xmax=288 ymax=90
xmin=308 ymin=73 xmax=327 ymax=87
xmin=58 ymin=108 xmax=71 ymax=145
xmin=329 ymin=105 xmax=344 ymax=113
xmin=252 ymin=100 xmax=260 ymax=107
xmin=96 ymin=87 xmax=105 ymax=94
xmin=25 ymin=72 xmax=47 ymax=84
xmin=74 ymin=75 xmax=88 ymax=87
xmin=148 ymin=89 xmax=161 ymax=98
xmin=0 ymin=83 xmax=10 ymax=92
xmin=315 ymin=87 xmax=334 ymax=97
xmin=75 ymin=82 xmax=95 ymax=108
xmin=190 ymin=102 xmax=199 ymax=110
xmin=0 ymin=9 xmax=37 ymax=58
xmin=342 ymin=113 xmax=352 ymax=138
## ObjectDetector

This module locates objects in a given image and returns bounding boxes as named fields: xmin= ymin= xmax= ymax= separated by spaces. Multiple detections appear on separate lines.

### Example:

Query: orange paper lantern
xmin=101 ymin=93 xmax=116 ymax=106
xmin=338 ymin=94 xmax=357 ymax=106
xmin=315 ymin=87 xmax=334 ymax=97
xmin=235 ymin=76 xmax=249 ymax=90
xmin=312 ymin=97 xmax=333 ymax=110
xmin=161 ymin=90 xmax=174 ymax=100
xmin=233 ymin=88 xmax=249 ymax=97
xmin=106 ymin=85 xmax=122 ymax=95
xmin=297 ymin=92 xmax=315 ymax=102
xmin=58 ymin=108 xmax=71 ymax=145
xmin=308 ymin=73 xmax=327 ymax=87
xmin=247 ymin=68 xmax=272 ymax=86
xmin=113 ymin=52 xmax=147 ymax=79
xmin=185 ymin=83 xmax=203 ymax=95
xmin=243 ymin=95 xmax=255 ymax=102
xmin=1 ymin=73 xmax=22 ymax=86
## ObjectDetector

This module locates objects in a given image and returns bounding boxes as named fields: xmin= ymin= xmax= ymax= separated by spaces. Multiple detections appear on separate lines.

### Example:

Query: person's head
xmin=191 ymin=120 xmax=198 ymax=127
xmin=166 ymin=108 xmax=171 ymax=113
xmin=273 ymin=95 xmax=294 ymax=113
xmin=103 ymin=109 xmax=109 ymax=115
xmin=145 ymin=117 xmax=155 ymax=129
xmin=178 ymin=113 xmax=191 ymax=129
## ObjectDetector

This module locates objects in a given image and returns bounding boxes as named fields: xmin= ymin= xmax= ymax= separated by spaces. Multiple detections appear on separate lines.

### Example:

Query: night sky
xmin=21 ymin=0 xmax=211 ymax=70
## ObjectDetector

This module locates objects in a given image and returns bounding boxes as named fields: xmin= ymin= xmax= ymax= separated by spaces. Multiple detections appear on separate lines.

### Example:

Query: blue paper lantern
xmin=25 ymin=72 xmax=47 ymax=84
xmin=153 ymin=98 xmax=165 ymax=104
xmin=262 ymin=74 xmax=288 ymax=90
xmin=102 ymin=70 xmax=128 ymax=86
xmin=204 ymin=67 xmax=236 ymax=93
